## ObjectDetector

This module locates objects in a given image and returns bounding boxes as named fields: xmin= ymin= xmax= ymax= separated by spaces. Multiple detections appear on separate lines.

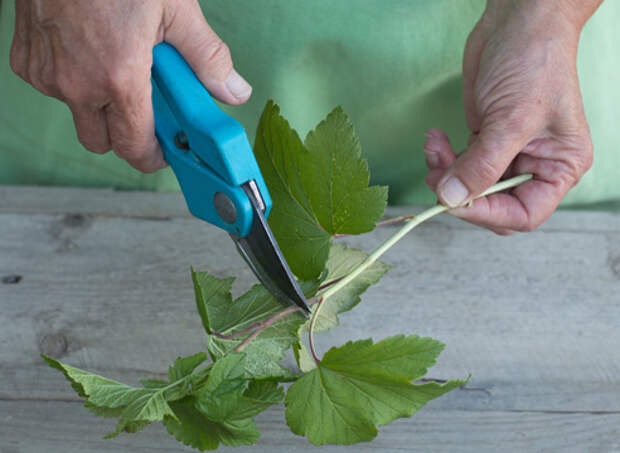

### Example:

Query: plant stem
xmin=211 ymin=323 xmax=265 ymax=340
xmin=233 ymin=305 xmax=300 ymax=352
xmin=307 ymin=297 xmax=323 ymax=363
xmin=375 ymin=214 xmax=416 ymax=228
xmin=308 ymin=173 xmax=533 ymax=356
xmin=231 ymin=295 xmax=323 ymax=353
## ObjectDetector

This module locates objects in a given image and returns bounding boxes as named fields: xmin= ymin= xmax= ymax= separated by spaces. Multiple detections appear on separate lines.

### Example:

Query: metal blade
xmin=231 ymin=181 xmax=311 ymax=314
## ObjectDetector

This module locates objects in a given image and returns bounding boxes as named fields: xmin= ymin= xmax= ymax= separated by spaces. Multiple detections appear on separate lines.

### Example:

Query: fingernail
xmin=225 ymin=70 xmax=252 ymax=100
xmin=424 ymin=140 xmax=441 ymax=152
xmin=424 ymin=150 xmax=439 ymax=167
xmin=439 ymin=176 xmax=469 ymax=208
xmin=425 ymin=128 xmax=443 ymax=139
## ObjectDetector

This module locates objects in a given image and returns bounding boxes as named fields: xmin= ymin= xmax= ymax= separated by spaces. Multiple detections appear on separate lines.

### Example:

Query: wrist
xmin=485 ymin=0 xmax=601 ymax=40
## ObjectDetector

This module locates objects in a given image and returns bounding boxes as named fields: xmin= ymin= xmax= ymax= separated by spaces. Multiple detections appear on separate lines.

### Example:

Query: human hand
xmin=10 ymin=0 xmax=252 ymax=172
xmin=424 ymin=0 xmax=602 ymax=234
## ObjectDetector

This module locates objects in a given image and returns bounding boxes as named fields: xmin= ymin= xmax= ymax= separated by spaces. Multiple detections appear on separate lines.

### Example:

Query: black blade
xmin=231 ymin=182 xmax=311 ymax=314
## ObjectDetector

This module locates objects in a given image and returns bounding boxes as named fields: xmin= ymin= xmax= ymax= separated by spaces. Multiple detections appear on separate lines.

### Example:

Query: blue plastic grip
xmin=151 ymin=42 xmax=272 ymax=237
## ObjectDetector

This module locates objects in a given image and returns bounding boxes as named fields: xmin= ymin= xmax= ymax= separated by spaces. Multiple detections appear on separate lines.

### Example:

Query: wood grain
xmin=1 ymin=186 xmax=619 ymax=452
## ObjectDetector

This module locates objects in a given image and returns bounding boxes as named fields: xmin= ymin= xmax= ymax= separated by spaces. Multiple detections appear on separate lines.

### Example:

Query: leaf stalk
xmin=308 ymin=173 xmax=533 ymax=358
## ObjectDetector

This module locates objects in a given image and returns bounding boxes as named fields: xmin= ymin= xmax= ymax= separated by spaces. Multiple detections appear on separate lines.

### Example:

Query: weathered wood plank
xmin=2 ymin=401 xmax=620 ymax=453
xmin=1 ymin=186 xmax=619 ymax=451
xmin=0 ymin=185 xmax=189 ymax=218
xmin=1 ymin=212 xmax=619 ymax=408
xmin=1 ymin=184 xmax=619 ymax=232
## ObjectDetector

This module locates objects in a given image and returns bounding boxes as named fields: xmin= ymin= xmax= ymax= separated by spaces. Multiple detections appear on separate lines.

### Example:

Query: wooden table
xmin=1 ymin=185 xmax=619 ymax=453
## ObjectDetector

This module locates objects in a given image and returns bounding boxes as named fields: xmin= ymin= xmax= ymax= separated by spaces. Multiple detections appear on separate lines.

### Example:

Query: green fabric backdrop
xmin=0 ymin=1 xmax=617 ymax=207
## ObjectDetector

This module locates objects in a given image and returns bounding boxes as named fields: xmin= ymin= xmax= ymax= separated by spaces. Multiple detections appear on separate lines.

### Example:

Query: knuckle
xmin=81 ymin=141 xmax=110 ymax=155
xmin=561 ymin=138 xmax=594 ymax=188
xmin=54 ymin=72 xmax=81 ymax=101
xmin=200 ymin=38 xmax=232 ymax=68
xmin=9 ymin=49 xmax=26 ymax=80
xmin=105 ymin=66 xmax=135 ymax=97
xmin=517 ymin=222 xmax=537 ymax=233
xmin=578 ymin=139 xmax=594 ymax=173
xmin=470 ymin=151 xmax=500 ymax=184
xmin=113 ymin=138 xmax=151 ymax=163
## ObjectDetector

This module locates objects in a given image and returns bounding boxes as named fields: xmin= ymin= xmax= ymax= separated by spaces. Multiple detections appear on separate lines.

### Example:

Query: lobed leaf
xmin=285 ymin=336 xmax=465 ymax=445
xmin=192 ymin=269 xmax=307 ymax=379
xmin=254 ymin=101 xmax=387 ymax=280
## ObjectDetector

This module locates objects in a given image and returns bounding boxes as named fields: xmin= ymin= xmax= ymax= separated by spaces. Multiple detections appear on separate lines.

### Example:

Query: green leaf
xmin=285 ymin=336 xmax=464 ymax=445
xmin=164 ymin=355 xmax=282 ymax=451
xmin=303 ymin=107 xmax=388 ymax=235
xmin=43 ymin=354 xmax=178 ymax=437
xmin=292 ymin=341 xmax=317 ymax=373
xmin=196 ymin=354 xmax=284 ymax=423
xmin=195 ymin=353 xmax=247 ymax=422
xmin=84 ymin=401 xmax=124 ymax=418
xmin=140 ymin=379 xmax=168 ymax=389
xmin=164 ymin=397 xmax=260 ymax=451
xmin=238 ymin=380 xmax=285 ymax=419
xmin=254 ymin=101 xmax=387 ymax=280
xmin=310 ymin=243 xmax=391 ymax=332
xmin=253 ymin=101 xmax=331 ymax=281
xmin=293 ymin=244 xmax=390 ymax=371
xmin=192 ymin=269 xmax=306 ymax=379
xmin=168 ymin=352 xmax=208 ymax=382
xmin=192 ymin=267 xmax=234 ymax=335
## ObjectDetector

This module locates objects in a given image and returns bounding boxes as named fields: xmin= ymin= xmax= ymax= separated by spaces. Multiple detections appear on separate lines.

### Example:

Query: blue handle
xmin=151 ymin=42 xmax=271 ymax=237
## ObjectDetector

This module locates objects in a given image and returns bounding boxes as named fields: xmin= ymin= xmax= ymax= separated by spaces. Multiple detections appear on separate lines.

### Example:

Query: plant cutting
xmin=44 ymin=100 xmax=531 ymax=449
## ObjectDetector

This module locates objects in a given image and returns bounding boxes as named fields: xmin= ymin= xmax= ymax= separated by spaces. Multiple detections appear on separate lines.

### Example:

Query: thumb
xmin=436 ymin=123 xmax=532 ymax=208
xmin=163 ymin=1 xmax=252 ymax=105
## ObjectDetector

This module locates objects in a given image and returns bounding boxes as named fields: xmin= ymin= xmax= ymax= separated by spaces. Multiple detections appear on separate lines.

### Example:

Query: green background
xmin=0 ymin=1 xmax=618 ymax=207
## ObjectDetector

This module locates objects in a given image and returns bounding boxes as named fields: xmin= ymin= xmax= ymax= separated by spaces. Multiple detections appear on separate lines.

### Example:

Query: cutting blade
xmin=231 ymin=181 xmax=311 ymax=314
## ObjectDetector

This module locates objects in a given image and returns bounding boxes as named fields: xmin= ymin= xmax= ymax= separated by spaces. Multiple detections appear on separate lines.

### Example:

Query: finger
xmin=435 ymin=121 xmax=534 ymax=208
xmin=164 ymin=1 xmax=251 ymax=105
xmin=106 ymin=78 xmax=167 ymax=173
xmin=9 ymin=0 xmax=31 ymax=80
xmin=70 ymin=104 xmax=112 ymax=155
xmin=26 ymin=30 xmax=60 ymax=98
xmin=423 ymin=129 xmax=456 ymax=169
xmin=448 ymin=175 xmax=563 ymax=232
xmin=462 ymin=22 xmax=486 ymax=132
xmin=423 ymin=129 xmax=457 ymax=190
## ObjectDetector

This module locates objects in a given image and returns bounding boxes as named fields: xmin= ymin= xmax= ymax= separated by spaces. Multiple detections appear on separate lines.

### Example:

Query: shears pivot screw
xmin=174 ymin=132 xmax=190 ymax=150
xmin=214 ymin=192 xmax=237 ymax=224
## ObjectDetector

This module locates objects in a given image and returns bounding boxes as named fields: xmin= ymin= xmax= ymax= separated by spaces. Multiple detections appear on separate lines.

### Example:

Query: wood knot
xmin=610 ymin=256 xmax=620 ymax=279
xmin=38 ymin=333 xmax=68 ymax=357
xmin=63 ymin=213 xmax=88 ymax=227
xmin=2 ymin=274 xmax=22 ymax=284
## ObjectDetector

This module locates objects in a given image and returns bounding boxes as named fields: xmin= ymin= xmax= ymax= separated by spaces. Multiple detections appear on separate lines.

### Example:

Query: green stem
xmin=310 ymin=173 xmax=533 ymax=352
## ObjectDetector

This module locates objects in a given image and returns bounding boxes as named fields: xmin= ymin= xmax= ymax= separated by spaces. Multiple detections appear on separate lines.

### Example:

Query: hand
xmin=424 ymin=0 xmax=601 ymax=234
xmin=9 ymin=0 xmax=252 ymax=172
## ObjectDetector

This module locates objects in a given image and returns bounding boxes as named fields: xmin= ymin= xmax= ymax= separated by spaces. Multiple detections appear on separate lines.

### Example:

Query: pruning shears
xmin=151 ymin=42 xmax=310 ymax=314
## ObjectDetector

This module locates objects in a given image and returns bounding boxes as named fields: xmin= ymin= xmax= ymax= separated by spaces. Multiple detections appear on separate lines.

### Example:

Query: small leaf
xmin=164 ymin=356 xmax=281 ymax=451
xmin=140 ymin=379 xmax=168 ymax=389
xmin=164 ymin=397 xmax=260 ymax=451
xmin=292 ymin=341 xmax=317 ymax=373
xmin=238 ymin=380 xmax=284 ymax=419
xmin=192 ymin=270 xmax=306 ymax=379
xmin=84 ymin=401 xmax=123 ymax=418
xmin=195 ymin=354 xmax=247 ymax=422
xmin=303 ymin=107 xmax=388 ymax=235
xmin=310 ymin=244 xmax=391 ymax=332
xmin=285 ymin=336 xmax=464 ymax=446
xmin=168 ymin=352 xmax=208 ymax=382
xmin=192 ymin=268 xmax=234 ymax=335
